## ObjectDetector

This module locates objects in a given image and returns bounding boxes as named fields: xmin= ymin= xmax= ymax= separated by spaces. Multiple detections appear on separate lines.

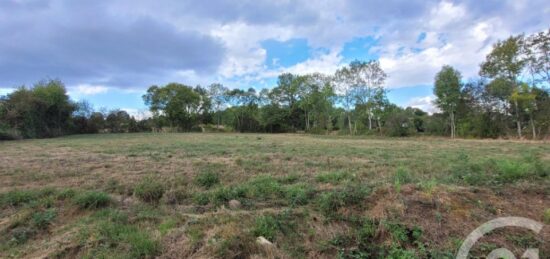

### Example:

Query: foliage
xmin=194 ymin=171 xmax=220 ymax=189
xmin=134 ymin=178 xmax=165 ymax=203
xmin=74 ymin=191 xmax=111 ymax=209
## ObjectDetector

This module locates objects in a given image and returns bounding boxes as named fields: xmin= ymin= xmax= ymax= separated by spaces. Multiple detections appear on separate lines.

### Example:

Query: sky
xmin=0 ymin=0 xmax=549 ymax=116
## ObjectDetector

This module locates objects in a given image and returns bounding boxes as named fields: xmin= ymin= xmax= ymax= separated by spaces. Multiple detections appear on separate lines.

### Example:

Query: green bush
xmin=9 ymin=227 xmax=36 ymax=245
xmin=284 ymin=184 xmax=314 ymax=206
xmin=193 ymin=192 xmax=210 ymax=206
xmin=32 ymin=208 xmax=57 ymax=229
xmin=252 ymin=215 xmax=280 ymax=241
xmin=134 ymin=178 xmax=165 ymax=203
xmin=316 ymin=184 xmax=370 ymax=217
xmin=495 ymin=160 xmax=533 ymax=183
xmin=0 ymin=190 xmax=37 ymax=207
xmin=242 ymin=175 xmax=282 ymax=200
xmin=74 ymin=191 xmax=111 ymax=209
xmin=194 ymin=171 xmax=220 ymax=188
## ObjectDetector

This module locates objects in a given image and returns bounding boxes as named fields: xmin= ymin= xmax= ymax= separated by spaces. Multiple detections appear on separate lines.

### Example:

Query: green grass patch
xmin=74 ymin=191 xmax=111 ymax=209
xmin=134 ymin=177 xmax=165 ymax=203
xmin=194 ymin=171 xmax=220 ymax=189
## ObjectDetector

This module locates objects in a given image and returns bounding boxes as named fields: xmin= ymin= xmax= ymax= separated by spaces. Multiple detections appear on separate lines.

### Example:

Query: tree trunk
xmin=450 ymin=111 xmax=455 ymax=139
xmin=530 ymin=114 xmax=536 ymax=139
xmin=368 ymin=111 xmax=372 ymax=130
xmin=514 ymin=100 xmax=522 ymax=138
xmin=347 ymin=113 xmax=352 ymax=135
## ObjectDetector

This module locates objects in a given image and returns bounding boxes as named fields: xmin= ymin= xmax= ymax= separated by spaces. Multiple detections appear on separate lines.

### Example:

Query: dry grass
xmin=0 ymin=133 xmax=549 ymax=258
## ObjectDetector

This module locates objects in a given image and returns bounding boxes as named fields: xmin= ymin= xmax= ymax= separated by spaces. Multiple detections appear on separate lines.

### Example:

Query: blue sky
xmin=1 ymin=0 xmax=549 ymax=116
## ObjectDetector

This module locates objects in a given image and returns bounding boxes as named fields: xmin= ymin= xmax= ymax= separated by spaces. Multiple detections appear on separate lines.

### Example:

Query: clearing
xmin=0 ymin=133 xmax=549 ymax=258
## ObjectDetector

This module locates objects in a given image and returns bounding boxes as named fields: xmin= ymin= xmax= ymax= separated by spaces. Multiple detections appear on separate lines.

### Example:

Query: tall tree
xmin=434 ymin=65 xmax=462 ymax=138
xmin=208 ymin=83 xmax=229 ymax=129
xmin=480 ymin=36 xmax=526 ymax=138
xmin=143 ymin=83 xmax=204 ymax=131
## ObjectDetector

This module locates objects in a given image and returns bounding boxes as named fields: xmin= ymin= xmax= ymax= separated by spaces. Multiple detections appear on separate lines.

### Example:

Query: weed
xmin=9 ymin=227 xmax=36 ymax=245
xmin=159 ymin=218 xmax=177 ymax=236
xmin=1 ymin=190 xmax=39 ymax=207
xmin=316 ymin=184 xmax=370 ymax=217
xmin=393 ymin=166 xmax=413 ymax=192
xmin=56 ymin=188 xmax=76 ymax=200
xmin=495 ymin=160 xmax=533 ymax=183
xmin=544 ymin=209 xmax=550 ymax=224
xmin=284 ymin=183 xmax=314 ymax=206
xmin=252 ymin=215 xmax=279 ymax=241
xmin=386 ymin=246 xmax=417 ymax=259
xmin=316 ymin=171 xmax=352 ymax=184
xmin=193 ymin=192 xmax=210 ymax=206
xmin=417 ymin=179 xmax=437 ymax=194
xmin=74 ymin=191 xmax=111 ymax=209
xmin=242 ymin=175 xmax=283 ymax=200
xmin=194 ymin=171 xmax=220 ymax=188
xmin=134 ymin=177 xmax=165 ymax=203
xmin=31 ymin=208 xmax=57 ymax=229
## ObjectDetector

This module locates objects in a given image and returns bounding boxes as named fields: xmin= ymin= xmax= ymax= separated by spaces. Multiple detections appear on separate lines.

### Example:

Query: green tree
xmin=208 ymin=83 xmax=229 ymax=128
xmin=434 ymin=65 xmax=462 ymax=138
xmin=143 ymin=83 xmax=204 ymax=131
xmin=480 ymin=36 xmax=526 ymax=138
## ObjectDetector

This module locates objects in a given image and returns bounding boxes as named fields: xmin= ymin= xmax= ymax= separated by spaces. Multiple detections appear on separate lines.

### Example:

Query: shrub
xmin=74 ymin=191 xmax=111 ymax=209
xmin=316 ymin=184 xmax=370 ymax=217
xmin=253 ymin=215 xmax=280 ymax=241
xmin=394 ymin=166 xmax=413 ymax=186
xmin=194 ymin=171 xmax=220 ymax=188
xmin=495 ymin=160 xmax=533 ymax=183
xmin=134 ymin=178 xmax=165 ymax=203
xmin=0 ymin=190 xmax=37 ymax=207
xmin=193 ymin=192 xmax=210 ymax=206
xmin=284 ymin=184 xmax=314 ymax=206
xmin=242 ymin=175 xmax=282 ymax=200
xmin=9 ymin=227 xmax=36 ymax=245
xmin=32 ymin=208 xmax=57 ymax=229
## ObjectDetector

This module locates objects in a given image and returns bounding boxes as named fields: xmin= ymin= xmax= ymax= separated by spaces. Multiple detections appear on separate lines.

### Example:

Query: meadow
xmin=0 ymin=133 xmax=549 ymax=258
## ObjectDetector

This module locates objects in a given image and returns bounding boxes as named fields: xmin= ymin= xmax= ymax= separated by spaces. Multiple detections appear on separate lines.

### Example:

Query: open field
xmin=0 ymin=133 xmax=549 ymax=258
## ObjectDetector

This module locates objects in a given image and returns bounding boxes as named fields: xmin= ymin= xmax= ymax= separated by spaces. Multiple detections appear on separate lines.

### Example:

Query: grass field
xmin=1 ymin=133 xmax=549 ymax=258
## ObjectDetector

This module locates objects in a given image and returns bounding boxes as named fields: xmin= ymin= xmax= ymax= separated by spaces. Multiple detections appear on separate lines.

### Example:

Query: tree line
xmin=1 ymin=29 xmax=549 ymax=140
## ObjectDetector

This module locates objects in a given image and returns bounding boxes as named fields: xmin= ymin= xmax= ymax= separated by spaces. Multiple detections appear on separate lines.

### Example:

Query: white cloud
xmin=0 ymin=88 xmax=14 ymax=95
xmin=121 ymin=108 xmax=152 ymax=120
xmin=72 ymin=84 xmax=109 ymax=95
xmin=406 ymin=95 xmax=439 ymax=114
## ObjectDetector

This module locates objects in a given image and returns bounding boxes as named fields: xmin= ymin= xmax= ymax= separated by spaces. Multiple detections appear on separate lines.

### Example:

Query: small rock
xmin=256 ymin=236 xmax=273 ymax=246
xmin=228 ymin=199 xmax=241 ymax=210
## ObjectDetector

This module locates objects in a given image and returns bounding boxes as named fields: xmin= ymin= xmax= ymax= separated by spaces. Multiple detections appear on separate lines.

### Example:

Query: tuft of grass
xmin=194 ymin=171 xmax=220 ymax=189
xmin=393 ymin=166 xmax=413 ymax=192
xmin=90 ymin=209 xmax=160 ymax=258
xmin=0 ymin=190 xmax=37 ymax=207
xmin=316 ymin=183 xmax=370 ymax=217
xmin=31 ymin=208 xmax=57 ymax=230
xmin=74 ymin=191 xmax=111 ymax=209
xmin=495 ymin=160 xmax=533 ymax=183
xmin=544 ymin=209 xmax=550 ymax=224
xmin=134 ymin=177 xmax=165 ymax=203
xmin=284 ymin=183 xmax=314 ymax=206
xmin=0 ymin=188 xmax=55 ymax=208
xmin=316 ymin=171 xmax=353 ymax=184
xmin=253 ymin=215 xmax=279 ymax=241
